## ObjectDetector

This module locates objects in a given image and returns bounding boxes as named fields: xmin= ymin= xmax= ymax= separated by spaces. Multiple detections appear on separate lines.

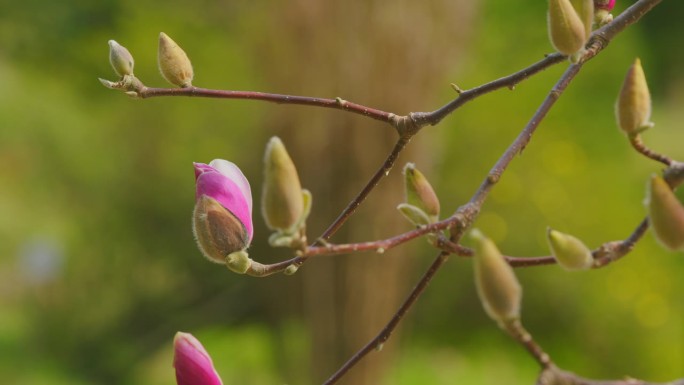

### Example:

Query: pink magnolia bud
xmin=594 ymin=0 xmax=615 ymax=11
xmin=173 ymin=332 xmax=223 ymax=385
xmin=193 ymin=160 xmax=253 ymax=263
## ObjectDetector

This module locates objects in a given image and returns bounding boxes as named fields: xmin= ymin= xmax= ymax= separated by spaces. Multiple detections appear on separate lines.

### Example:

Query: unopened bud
xmin=571 ymin=0 xmax=594 ymax=42
xmin=616 ymin=58 xmax=653 ymax=135
xmin=397 ymin=203 xmax=431 ymax=227
xmin=470 ymin=229 xmax=522 ymax=325
xmin=262 ymin=137 xmax=305 ymax=233
xmin=108 ymin=40 xmax=134 ymax=77
xmin=546 ymin=228 xmax=593 ymax=270
xmin=594 ymin=0 xmax=615 ymax=11
xmin=193 ymin=195 xmax=250 ymax=264
xmin=158 ymin=32 xmax=194 ymax=88
xmin=647 ymin=175 xmax=684 ymax=251
xmin=226 ymin=250 xmax=252 ymax=274
xmin=404 ymin=163 xmax=440 ymax=222
xmin=548 ymin=0 xmax=588 ymax=56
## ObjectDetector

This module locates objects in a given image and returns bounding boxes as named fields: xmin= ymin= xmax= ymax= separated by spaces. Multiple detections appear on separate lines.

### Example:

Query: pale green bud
xmin=397 ymin=203 xmax=431 ymax=227
xmin=158 ymin=32 xmax=194 ymax=88
xmin=226 ymin=250 xmax=252 ymax=274
xmin=470 ymin=229 xmax=522 ymax=325
xmin=616 ymin=58 xmax=654 ymax=135
xmin=193 ymin=195 xmax=249 ymax=264
xmin=404 ymin=163 xmax=440 ymax=222
xmin=261 ymin=137 xmax=305 ymax=232
xmin=108 ymin=40 xmax=134 ymax=77
xmin=647 ymin=175 xmax=684 ymax=251
xmin=546 ymin=227 xmax=593 ymax=270
xmin=548 ymin=0 xmax=587 ymax=56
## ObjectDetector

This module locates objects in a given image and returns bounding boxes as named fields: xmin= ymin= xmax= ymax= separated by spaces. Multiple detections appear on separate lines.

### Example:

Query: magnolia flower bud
xmin=546 ymin=227 xmax=593 ymax=270
xmin=158 ymin=32 xmax=194 ymax=88
xmin=404 ymin=163 xmax=440 ymax=221
xmin=261 ymin=137 xmax=306 ymax=233
xmin=647 ymin=175 xmax=684 ymax=251
xmin=594 ymin=0 xmax=615 ymax=11
xmin=108 ymin=40 xmax=134 ymax=77
xmin=548 ymin=0 xmax=588 ymax=56
xmin=174 ymin=332 xmax=224 ymax=385
xmin=571 ymin=0 xmax=594 ymax=41
xmin=470 ymin=229 xmax=522 ymax=325
xmin=616 ymin=58 xmax=653 ymax=135
xmin=193 ymin=160 xmax=253 ymax=264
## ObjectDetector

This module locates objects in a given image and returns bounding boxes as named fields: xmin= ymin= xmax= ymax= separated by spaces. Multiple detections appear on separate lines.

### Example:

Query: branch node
xmin=450 ymin=83 xmax=464 ymax=94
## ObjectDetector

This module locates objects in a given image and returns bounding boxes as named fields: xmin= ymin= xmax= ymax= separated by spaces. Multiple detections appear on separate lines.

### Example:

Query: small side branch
xmin=322 ymin=252 xmax=450 ymax=385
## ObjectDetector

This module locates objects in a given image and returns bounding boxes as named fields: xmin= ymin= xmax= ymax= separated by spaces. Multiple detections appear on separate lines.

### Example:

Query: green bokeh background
xmin=0 ymin=1 xmax=682 ymax=384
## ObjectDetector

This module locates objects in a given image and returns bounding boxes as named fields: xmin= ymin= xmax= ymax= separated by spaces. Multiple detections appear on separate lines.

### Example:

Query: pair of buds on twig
xmin=193 ymin=137 xmax=311 ymax=274
xmin=548 ymin=0 xmax=615 ymax=61
xmin=107 ymin=32 xmax=193 ymax=88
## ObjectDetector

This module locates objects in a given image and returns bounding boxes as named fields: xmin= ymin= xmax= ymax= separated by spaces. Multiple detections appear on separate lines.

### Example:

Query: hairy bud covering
xmin=647 ymin=175 xmax=684 ymax=251
xmin=108 ymin=40 xmax=134 ymax=77
xmin=616 ymin=58 xmax=653 ymax=135
xmin=471 ymin=229 xmax=522 ymax=325
xmin=158 ymin=32 xmax=194 ymax=88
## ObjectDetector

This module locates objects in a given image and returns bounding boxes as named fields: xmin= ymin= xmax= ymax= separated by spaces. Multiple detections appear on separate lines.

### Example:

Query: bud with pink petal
xmin=173 ymin=332 xmax=223 ymax=385
xmin=193 ymin=160 xmax=254 ymax=272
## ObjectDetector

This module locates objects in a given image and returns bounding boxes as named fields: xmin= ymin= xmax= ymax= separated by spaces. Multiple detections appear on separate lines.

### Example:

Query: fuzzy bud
xmin=571 ymin=0 xmax=594 ymax=42
xmin=548 ymin=0 xmax=588 ymax=56
xmin=193 ymin=160 xmax=253 ymax=264
xmin=404 ymin=163 xmax=440 ymax=221
xmin=158 ymin=32 xmax=194 ymax=88
xmin=647 ymin=175 xmax=684 ymax=251
xmin=173 ymin=332 xmax=223 ymax=385
xmin=261 ymin=137 xmax=305 ymax=233
xmin=546 ymin=228 xmax=593 ymax=270
xmin=470 ymin=229 xmax=522 ymax=325
xmin=616 ymin=58 xmax=653 ymax=135
xmin=108 ymin=40 xmax=134 ymax=77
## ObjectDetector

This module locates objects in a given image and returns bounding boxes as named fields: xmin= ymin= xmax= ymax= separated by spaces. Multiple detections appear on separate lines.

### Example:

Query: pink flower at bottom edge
xmin=174 ymin=332 xmax=224 ymax=385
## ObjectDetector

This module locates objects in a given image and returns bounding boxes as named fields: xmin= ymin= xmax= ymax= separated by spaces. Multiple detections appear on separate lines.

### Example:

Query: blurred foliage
xmin=0 ymin=1 xmax=682 ymax=385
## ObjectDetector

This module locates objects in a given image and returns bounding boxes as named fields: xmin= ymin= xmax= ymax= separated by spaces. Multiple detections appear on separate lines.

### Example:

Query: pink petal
xmin=194 ymin=161 xmax=253 ymax=242
xmin=173 ymin=332 xmax=223 ymax=385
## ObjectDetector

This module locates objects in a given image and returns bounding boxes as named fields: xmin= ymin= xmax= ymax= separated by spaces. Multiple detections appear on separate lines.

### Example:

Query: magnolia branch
xmin=321 ymin=1 xmax=668 ymax=384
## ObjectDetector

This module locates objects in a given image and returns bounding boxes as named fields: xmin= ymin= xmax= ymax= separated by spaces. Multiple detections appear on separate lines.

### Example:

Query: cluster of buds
xmin=547 ymin=0 xmax=594 ymax=60
xmin=192 ymin=137 xmax=310 ymax=274
xmin=103 ymin=32 xmax=194 ymax=90
xmin=397 ymin=163 xmax=441 ymax=244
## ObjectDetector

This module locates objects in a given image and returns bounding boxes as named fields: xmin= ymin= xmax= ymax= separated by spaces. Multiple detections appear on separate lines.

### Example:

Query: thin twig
xmin=629 ymin=134 xmax=673 ymax=166
xmin=322 ymin=252 xmax=450 ymax=385
xmin=140 ymin=87 xmax=396 ymax=124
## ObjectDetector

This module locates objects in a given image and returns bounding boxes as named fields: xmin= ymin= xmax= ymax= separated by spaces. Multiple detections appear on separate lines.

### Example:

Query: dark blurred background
xmin=0 ymin=1 xmax=682 ymax=384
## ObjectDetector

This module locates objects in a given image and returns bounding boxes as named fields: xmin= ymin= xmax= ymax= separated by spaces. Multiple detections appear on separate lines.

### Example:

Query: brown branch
xmin=413 ymin=53 xmax=566 ymax=127
xmin=315 ymin=135 xmax=411 ymax=244
xmin=629 ymin=134 xmax=673 ymax=166
xmin=322 ymin=2 xmax=665 ymax=383
xmin=504 ymin=319 xmax=552 ymax=369
xmin=322 ymin=251 xmax=450 ymax=385
xmin=141 ymin=86 xmax=396 ymax=124
xmin=537 ymin=366 xmax=684 ymax=385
